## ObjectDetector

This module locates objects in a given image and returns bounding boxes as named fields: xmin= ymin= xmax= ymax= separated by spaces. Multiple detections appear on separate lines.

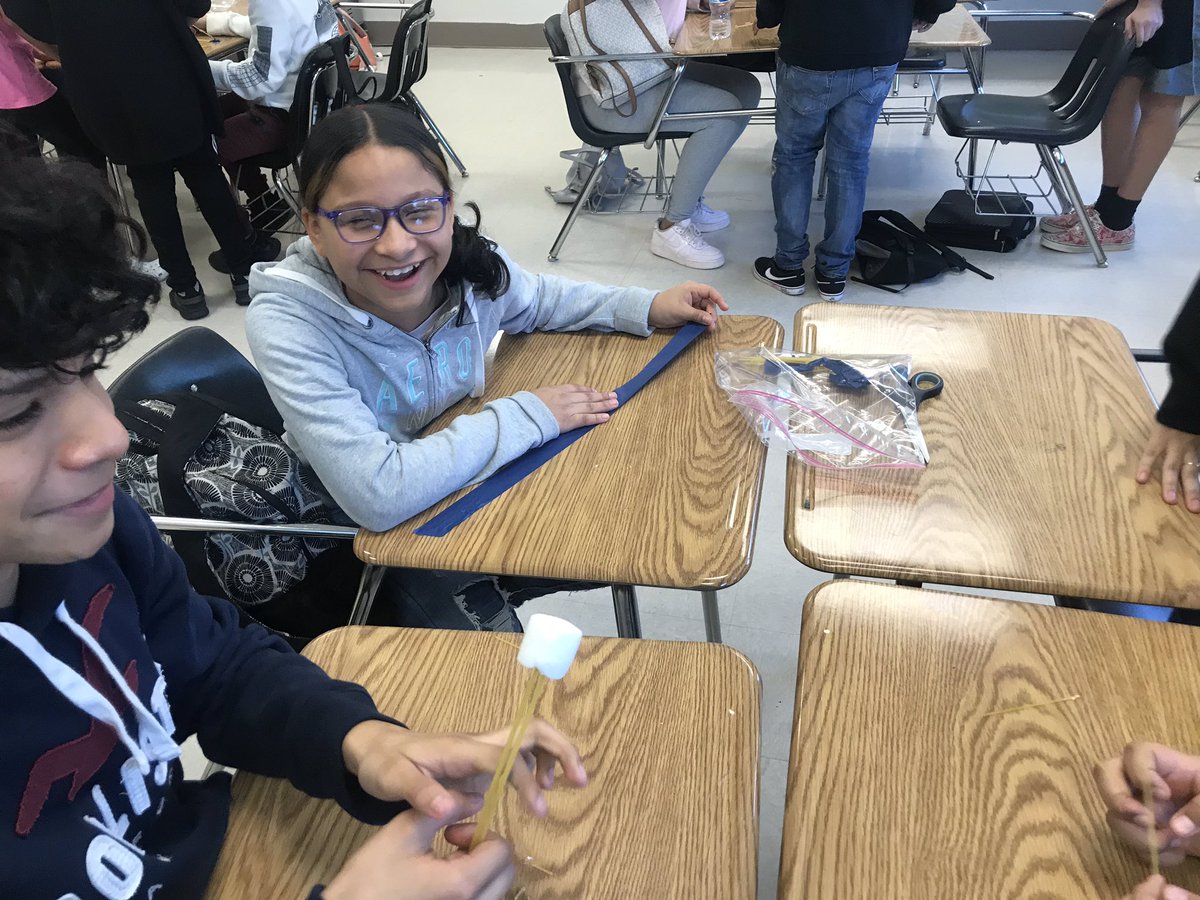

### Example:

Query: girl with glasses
xmin=245 ymin=103 xmax=726 ymax=632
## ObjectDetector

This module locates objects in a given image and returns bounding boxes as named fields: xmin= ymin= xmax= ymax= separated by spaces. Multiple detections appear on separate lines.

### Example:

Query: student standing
xmin=1041 ymin=0 xmax=1197 ymax=254
xmin=752 ymin=0 xmax=954 ymax=301
xmin=5 ymin=0 xmax=280 ymax=319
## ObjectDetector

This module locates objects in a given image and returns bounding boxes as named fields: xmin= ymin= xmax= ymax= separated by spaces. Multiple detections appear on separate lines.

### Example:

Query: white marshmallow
xmin=516 ymin=614 xmax=583 ymax=680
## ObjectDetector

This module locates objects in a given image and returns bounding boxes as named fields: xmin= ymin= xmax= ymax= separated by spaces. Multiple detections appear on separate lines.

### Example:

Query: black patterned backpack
xmin=114 ymin=391 xmax=361 ymax=645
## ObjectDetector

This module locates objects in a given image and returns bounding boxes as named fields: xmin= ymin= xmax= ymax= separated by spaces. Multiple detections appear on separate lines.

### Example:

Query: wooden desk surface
xmin=784 ymin=304 xmax=1200 ymax=605
xmin=674 ymin=2 xmax=988 ymax=57
xmin=205 ymin=626 xmax=761 ymax=899
xmin=355 ymin=316 xmax=783 ymax=590
xmin=779 ymin=580 xmax=1200 ymax=898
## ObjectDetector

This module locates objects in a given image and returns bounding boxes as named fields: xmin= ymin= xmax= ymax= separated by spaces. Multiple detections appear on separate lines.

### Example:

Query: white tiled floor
xmin=101 ymin=48 xmax=1199 ymax=900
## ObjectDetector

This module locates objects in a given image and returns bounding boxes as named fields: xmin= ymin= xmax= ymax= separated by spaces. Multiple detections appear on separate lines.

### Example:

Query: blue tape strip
xmin=414 ymin=322 xmax=707 ymax=538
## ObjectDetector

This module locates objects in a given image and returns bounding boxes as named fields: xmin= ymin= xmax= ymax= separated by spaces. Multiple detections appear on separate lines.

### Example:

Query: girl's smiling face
xmin=303 ymin=143 xmax=455 ymax=332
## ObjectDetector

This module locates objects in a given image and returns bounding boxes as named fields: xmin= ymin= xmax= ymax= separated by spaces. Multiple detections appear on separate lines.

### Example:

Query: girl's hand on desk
xmin=1095 ymin=742 xmax=1200 ymax=866
xmin=649 ymin=282 xmax=729 ymax=331
xmin=343 ymin=718 xmax=588 ymax=820
xmin=1136 ymin=423 xmax=1200 ymax=514
xmin=532 ymin=384 xmax=618 ymax=432
xmin=322 ymin=790 xmax=516 ymax=900
xmin=1123 ymin=874 xmax=1200 ymax=900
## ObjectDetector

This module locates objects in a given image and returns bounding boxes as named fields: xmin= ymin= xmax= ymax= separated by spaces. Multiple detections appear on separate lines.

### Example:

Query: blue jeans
xmin=771 ymin=61 xmax=897 ymax=278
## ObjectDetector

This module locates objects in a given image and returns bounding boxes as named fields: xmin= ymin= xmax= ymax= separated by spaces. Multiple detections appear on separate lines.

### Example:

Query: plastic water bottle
xmin=709 ymin=0 xmax=733 ymax=40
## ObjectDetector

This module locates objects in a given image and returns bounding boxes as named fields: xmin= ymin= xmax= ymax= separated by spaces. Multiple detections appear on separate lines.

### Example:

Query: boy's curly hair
xmin=0 ymin=141 xmax=159 ymax=375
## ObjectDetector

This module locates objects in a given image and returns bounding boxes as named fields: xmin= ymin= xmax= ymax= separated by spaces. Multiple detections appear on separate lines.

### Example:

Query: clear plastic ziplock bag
xmin=714 ymin=348 xmax=930 ymax=469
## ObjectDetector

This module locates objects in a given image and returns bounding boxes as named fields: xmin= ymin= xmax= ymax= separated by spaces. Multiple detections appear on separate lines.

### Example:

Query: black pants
xmin=1 ymin=91 xmax=106 ymax=171
xmin=125 ymin=140 xmax=253 ymax=290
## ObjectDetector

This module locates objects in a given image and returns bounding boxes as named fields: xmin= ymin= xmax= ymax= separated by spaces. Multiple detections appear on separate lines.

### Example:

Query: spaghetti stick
xmin=1144 ymin=780 xmax=1160 ymax=878
xmin=470 ymin=615 xmax=582 ymax=851
xmin=980 ymin=694 xmax=1080 ymax=718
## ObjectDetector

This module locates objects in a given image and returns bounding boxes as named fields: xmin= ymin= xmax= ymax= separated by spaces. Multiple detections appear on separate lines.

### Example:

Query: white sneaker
xmin=691 ymin=199 xmax=730 ymax=233
xmin=132 ymin=258 xmax=169 ymax=282
xmin=649 ymin=219 xmax=725 ymax=269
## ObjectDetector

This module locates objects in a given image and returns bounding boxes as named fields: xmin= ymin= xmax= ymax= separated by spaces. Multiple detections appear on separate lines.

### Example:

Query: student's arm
xmin=113 ymin=491 xmax=407 ymax=824
xmin=1157 ymin=278 xmax=1200 ymax=435
xmin=495 ymin=249 xmax=657 ymax=336
xmin=246 ymin=305 xmax=560 ymax=532
xmin=177 ymin=0 xmax=212 ymax=20
xmin=755 ymin=0 xmax=784 ymax=30
xmin=913 ymin=0 xmax=955 ymax=24
xmin=208 ymin=0 xmax=299 ymax=101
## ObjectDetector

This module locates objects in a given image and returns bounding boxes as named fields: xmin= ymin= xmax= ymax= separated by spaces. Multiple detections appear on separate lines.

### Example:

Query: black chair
xmin=353 ymin=0 xmax=468 ymax=177
xmin=108 ymin=328 xmax=385 ymax=646
xmin=544 ymin=14 xmax=692 ymax=262
xmin=936 ymin=0 xmax=1137 ymax=267
xmin=234 ymin=34 xmax=355 ymax=231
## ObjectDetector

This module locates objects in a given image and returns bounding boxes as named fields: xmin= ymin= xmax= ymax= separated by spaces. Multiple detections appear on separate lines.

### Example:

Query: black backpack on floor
xmin=924 ymin=189 xmax=1036 ymax=253
xmin=854 ymin=209 xmax=994 ymax=293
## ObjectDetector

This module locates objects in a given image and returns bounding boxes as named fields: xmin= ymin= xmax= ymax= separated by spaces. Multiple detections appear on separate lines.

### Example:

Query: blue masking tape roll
xmin=414 ymin=322 xmax=708 ymax=538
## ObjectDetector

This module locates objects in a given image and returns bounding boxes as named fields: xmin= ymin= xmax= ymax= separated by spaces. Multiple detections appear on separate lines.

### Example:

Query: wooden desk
xmin=785 ymin=304 xmax=1200 ymax=606
xmin=205 ymin=626 xmax=761 ymax=899
xmin=674 ymin=2 xmax=990 ymax=57
xmin=354 ymin=316 xmax=783 ymax=640
xmin=779 ymin=580 xmax=1200 ymax=897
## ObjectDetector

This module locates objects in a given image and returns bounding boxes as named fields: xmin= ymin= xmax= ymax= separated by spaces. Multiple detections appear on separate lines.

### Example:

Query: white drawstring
xmin=0 ymin=602 xmax=181 ymax=814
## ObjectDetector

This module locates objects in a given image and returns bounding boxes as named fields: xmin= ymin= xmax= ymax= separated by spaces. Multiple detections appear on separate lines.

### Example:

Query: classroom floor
xmin=99 ymin=47 xmax=1198 ymax=900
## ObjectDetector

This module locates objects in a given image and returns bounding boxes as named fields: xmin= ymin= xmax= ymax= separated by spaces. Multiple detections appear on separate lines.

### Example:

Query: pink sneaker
xmin=1040 ymin=210 xmax=1134 ymax=253
xmin=1039 ymin=204 xmax=1094 ymax=234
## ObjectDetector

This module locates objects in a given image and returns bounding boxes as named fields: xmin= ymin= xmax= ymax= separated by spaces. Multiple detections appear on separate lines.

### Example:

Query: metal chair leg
xmin=655 ymin=140 xmax=667 ymax=199
xmin=107 ymin=162 xmax=138 ymax=256
xmin=348 ymin=564 xmax=387 ymax=626
xmin=1035 ymin=143 xmax=1072 ymax=213
xmin=701 ymin=589 xmax=722 ymax=643
xmin=1046 ymin=144 xmax=1107 ymax=268
xmin=611 ymin=585 xmax=642 ymax=638
xmin=816 ymin=148 xmax=829 ymax=201
xmin=411 ymin=94 xmax=468 ymax=177
xmin=923 ymin=74 xmax=941 ymax=136
xmin=548 ymin=147 xmax=610 ymax=261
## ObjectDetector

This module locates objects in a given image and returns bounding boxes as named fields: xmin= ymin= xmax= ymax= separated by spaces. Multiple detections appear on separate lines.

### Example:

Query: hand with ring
xmin=1136 ymin=423 xmax=1200 ymax=514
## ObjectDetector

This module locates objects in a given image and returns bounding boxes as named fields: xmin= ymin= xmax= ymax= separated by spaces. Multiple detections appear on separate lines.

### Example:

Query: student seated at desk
xmin=0 ymin=147 xmax=587 ymax=900
xmin=565 ymin=0 xmax=761 ymax=270
xmin=1097 ymin=742 xmax=1200 ymax=899
xmin=204 ymin=0 xmax=340 ymax=248
xmin=246 ymin=104 xmax=726 ymax=631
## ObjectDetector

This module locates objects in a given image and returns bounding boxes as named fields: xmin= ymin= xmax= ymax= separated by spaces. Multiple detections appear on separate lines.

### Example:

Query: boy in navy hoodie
xmin=0 ymin=148 xmax=587 ymax=899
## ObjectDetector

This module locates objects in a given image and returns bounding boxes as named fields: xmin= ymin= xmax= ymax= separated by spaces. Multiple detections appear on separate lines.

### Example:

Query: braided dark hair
xmin=299 ymin=104 xmax=510 ymax=302
xmin=0 ymin=138 xmax=158 ymax=376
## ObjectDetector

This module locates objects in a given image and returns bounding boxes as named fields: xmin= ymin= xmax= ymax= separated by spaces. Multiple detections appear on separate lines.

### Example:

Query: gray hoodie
xmin=245 ymin=238 xmax=657 ymax=532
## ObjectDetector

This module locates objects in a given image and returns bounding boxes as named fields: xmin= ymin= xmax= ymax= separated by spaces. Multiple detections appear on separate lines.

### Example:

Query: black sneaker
xmin=168 ymin=282 xmax=209 ymax=320
xmin=231 ymin=274 xmax=251 ymax=306
xmin=208 ymin=232 xmax=282 ymax=275
xmin=814 ymin=269 xmax=846 ymax=302
xmin=753 ymin=256 xmax=806 ymax=296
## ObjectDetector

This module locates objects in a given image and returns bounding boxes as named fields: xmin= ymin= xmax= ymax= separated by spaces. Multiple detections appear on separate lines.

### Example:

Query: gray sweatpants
xmin=580 ymin=61 xmax=761 ymax=222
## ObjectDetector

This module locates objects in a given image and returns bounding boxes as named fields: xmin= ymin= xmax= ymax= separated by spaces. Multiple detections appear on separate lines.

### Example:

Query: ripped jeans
xmin=378 ymin=568 xmax=595 ymax=633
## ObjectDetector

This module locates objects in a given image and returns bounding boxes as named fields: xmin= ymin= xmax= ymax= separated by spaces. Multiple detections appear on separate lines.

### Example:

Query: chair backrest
xmin=289 ymin=33 xmax=355 ymax=156
xmin=544 ymin=14 xmax=688 ymax=148
xmin=1044 ymin=0 xmax=1136 ymax=133
xmin=378 ymin=0 xmax=433 ymax=102
xmin=108 ymin=327 xmax=284 ymax=435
